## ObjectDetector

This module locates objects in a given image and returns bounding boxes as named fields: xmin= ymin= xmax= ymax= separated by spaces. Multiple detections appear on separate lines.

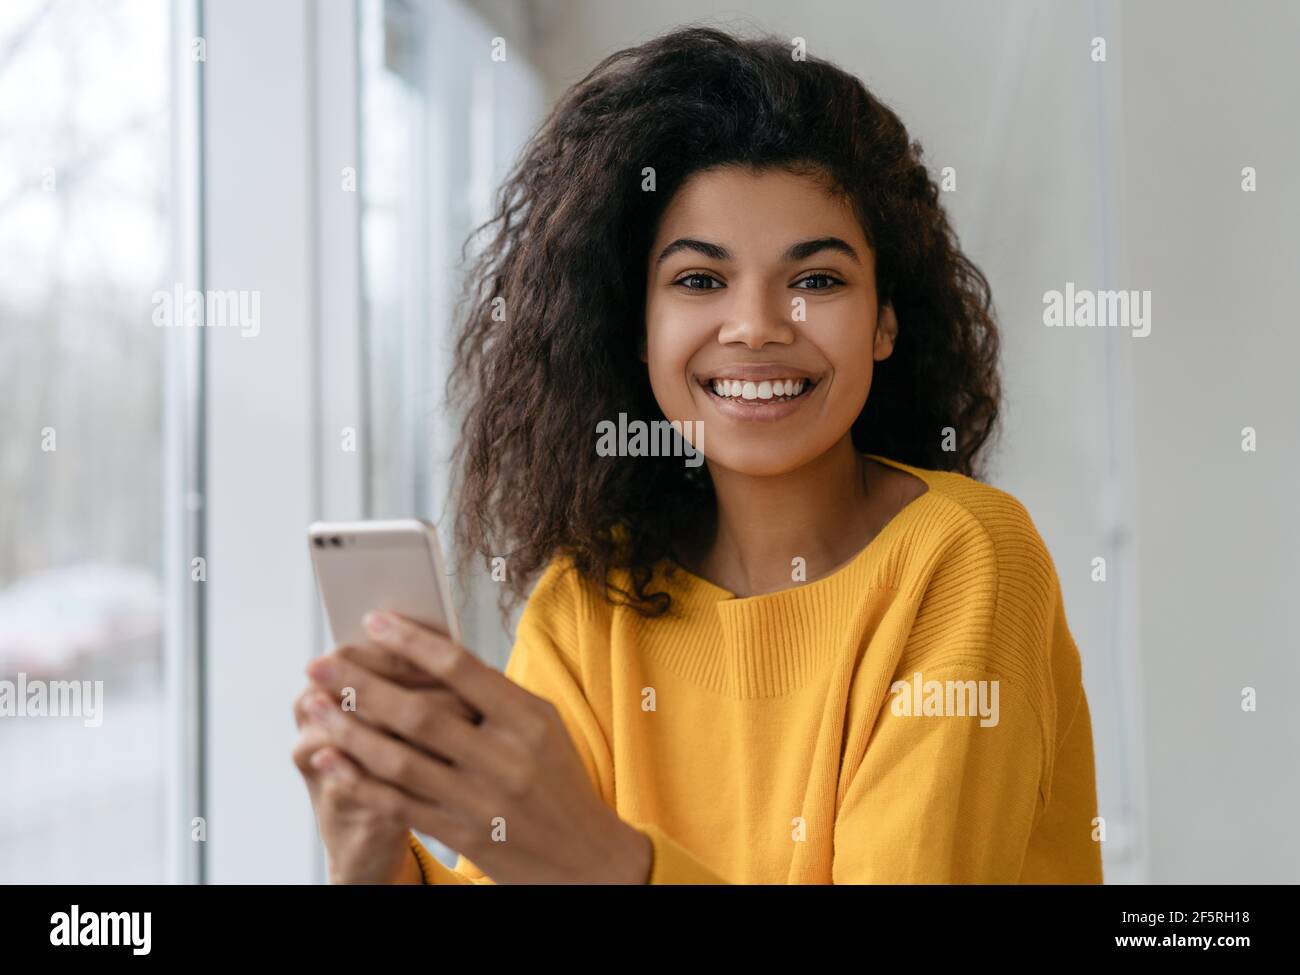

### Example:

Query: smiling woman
xmin=295 ymin=24 xmax=1101 ymax=885
xmin=448 ymin=31 xmax=1002 ymax=618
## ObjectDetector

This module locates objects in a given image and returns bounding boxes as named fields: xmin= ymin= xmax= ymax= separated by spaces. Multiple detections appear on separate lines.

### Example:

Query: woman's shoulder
xmin=878 ymin=454 xmax=1060 ymax=586
xmin=518 ymin=550 xmax=613 ymax=633
xmin=522 ymin=547 xmax=694 ymax=643
xmin=891 ymin=461 xmax=1076 ymax=756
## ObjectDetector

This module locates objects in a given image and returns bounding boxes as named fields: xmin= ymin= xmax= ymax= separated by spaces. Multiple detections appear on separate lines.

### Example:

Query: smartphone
xmin=307 ymin=518 xmax=462 ymax=648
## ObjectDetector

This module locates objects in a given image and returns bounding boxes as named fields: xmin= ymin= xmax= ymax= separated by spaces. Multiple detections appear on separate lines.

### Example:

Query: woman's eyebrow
xmin=654 ymin=236 xmax=861 ymax=268
xmin=785 ymin=236 xmax=861 ymax=264
xmin=655 ymin=237 xmax=731 ymax=267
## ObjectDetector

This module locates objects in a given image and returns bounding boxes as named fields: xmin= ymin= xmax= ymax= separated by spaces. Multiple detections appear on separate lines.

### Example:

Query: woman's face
xmin=643 ymin=165 xmax=897 ymax=477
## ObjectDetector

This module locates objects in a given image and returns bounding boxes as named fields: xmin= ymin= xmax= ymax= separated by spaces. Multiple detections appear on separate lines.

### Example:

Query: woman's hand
xmin=292 ymin=642 xmax=476 ymax=884
xmin=302 ymin=611 xmax=653 ymax=884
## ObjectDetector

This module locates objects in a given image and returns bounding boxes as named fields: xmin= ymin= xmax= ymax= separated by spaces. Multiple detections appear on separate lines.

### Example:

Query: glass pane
xmin=0 ymin=0 xmax=173 ymax=882
xmin=360 ymin=0 xmax=427 ymax=520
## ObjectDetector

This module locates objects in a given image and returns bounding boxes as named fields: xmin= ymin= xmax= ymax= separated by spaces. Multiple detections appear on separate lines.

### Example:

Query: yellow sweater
xmin=409 ymin=453 xmax=1104 ymax=884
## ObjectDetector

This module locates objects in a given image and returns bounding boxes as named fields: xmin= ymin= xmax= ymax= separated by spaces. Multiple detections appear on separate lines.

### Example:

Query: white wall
xmin=1118 ymin=0 xmax=1300 ymax=883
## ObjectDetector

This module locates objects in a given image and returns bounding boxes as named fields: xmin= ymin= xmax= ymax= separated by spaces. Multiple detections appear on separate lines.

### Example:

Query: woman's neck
xmin=687 ymin=437 xmax=897 ymax=598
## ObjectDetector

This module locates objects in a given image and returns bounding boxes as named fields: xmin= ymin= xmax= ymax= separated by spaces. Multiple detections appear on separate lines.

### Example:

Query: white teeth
xmin=708 ymin=377 xmax=810 ymax=400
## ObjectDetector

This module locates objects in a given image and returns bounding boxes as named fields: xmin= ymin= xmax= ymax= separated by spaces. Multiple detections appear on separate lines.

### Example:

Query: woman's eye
xmin=794 ymin=273 xmax=842 ymax=290
xmin=674 ymin=273 xmax=723 ymax=290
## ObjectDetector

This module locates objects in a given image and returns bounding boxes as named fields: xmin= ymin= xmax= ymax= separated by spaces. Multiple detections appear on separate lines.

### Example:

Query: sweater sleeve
xmin=407 ymin=556 xmax=627 ymax=884
xmin=831 ymin=665 xmax=1046 ymax=882
xmin=407 ymin=831 xmax=494 ymax=885
xmin=831 ymin=498 xmax=1063 ymax=883
xmin=628 ymin=822 xmax=732 ymax=884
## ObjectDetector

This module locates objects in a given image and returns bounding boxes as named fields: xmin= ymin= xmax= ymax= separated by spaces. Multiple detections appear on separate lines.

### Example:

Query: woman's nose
xmin=715 ymin=286 xmax=797 ymax=348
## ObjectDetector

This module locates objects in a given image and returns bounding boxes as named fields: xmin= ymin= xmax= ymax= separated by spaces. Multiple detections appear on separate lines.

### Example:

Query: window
xmin=0 ymin=0 xmax=184 ymax=883
xmin=360 ymin=0 xmax=429 ymax=520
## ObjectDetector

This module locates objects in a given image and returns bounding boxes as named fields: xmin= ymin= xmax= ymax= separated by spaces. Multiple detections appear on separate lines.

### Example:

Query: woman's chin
xmin=702 ymin=446 xmax=820 ymax=479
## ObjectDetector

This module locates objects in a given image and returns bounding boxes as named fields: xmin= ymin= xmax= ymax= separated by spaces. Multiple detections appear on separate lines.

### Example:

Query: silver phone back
xmin=307 ymin=518 xmax=462 ymax=648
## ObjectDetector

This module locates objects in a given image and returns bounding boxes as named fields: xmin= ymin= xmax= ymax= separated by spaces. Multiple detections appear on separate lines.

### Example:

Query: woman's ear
xmin=873 ymin=302 xmax=899 ymax=361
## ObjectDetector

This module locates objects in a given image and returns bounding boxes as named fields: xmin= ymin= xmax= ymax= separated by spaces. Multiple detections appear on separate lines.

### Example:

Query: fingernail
xmin=308 ymin=658 xmax=336 ymax=683
xmin=308 ymin=696 xmax=332 ymax=721
xmin=364 ymin=611 xmax=390 ymax=637
xmin=310 ymin=751 xmax=336 ymax=772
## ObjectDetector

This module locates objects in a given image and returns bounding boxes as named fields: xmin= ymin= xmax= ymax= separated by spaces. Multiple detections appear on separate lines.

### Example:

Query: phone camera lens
xmin=313 ymin=537 xmax=324 ymax=548
xmin=330 ymin=536 xmax=342 ymax=547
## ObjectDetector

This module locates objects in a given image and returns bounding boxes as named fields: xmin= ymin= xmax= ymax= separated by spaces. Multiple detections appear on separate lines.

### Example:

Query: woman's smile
xmin=696 ymin=373 xmax=821 ymax=422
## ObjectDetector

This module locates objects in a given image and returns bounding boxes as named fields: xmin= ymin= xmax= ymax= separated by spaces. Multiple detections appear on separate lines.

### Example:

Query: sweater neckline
xmin=669 ymin=452 xmax=940 ymax=604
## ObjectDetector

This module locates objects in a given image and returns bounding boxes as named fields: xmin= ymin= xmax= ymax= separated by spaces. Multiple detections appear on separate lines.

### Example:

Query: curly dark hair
xmin=445 ymin=24 xmax=1002 ymax=620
